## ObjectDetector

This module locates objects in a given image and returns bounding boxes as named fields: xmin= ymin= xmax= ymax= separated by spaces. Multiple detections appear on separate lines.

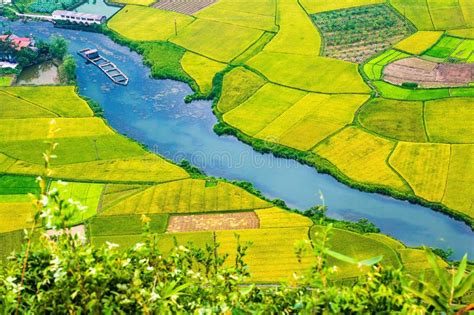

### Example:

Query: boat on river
xmin=77 ymin=48 xmax=128 ymax=85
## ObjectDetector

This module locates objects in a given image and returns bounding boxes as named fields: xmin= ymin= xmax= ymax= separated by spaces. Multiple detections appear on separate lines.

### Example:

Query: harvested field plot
xmin=314 ymin=127 xmax=409 ymax=191
xmin=443 ymin=145 xmax=474 ymax=217
xmin=170 ymin=19 xmax=264 ymax=62
xmin=108 ymin=5 xmax=195 ymax=41
xmin=247 ymin=52 xmax=370 ymax=93
xmin=424 ymin=97 xmax=474 ymax=143
xmin=394 ymin=31 xmax=443 ymax=55
xmin=389 ymin=143 xmax=450 ymax=202
xmin=383 ymin=57 xmax=474 ymax=88
xmin=311 ymin=4 xmax=414 ymax=63
xmin=181 ymin=52 xmax=226 ymax=94
xmin=311 ymin=226 xmax=400 ymax=278
xmin=217 ymin=67 xmax=266 ymax=113
xmin=102 ymin=179 xmax=271 ymax=215
xmin=223 ymin=84 xmax=306 ymax=136
xmin=166 ymin=212 xmax=259 ymax=232
xmin=358 ymin=98 xmax=427 ymax=142
xmin=153 ymin=0 xmax=217 ymax=15
xmin=216 ymin=227 xmax=315 ymax=282
xmin=255 ymin=93 xmax=369 ymax=151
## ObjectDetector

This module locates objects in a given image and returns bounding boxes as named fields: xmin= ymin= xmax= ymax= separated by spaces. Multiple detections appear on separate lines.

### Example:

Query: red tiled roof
xmin=0 ymin=34 xmax=32 ymax=50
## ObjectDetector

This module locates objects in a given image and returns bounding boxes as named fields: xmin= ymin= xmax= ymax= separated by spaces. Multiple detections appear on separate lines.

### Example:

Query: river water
xmin=1 ymin=20 xmax=472 ymax=259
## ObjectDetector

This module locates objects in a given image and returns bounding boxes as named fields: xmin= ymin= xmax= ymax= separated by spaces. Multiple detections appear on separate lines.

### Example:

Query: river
xmin=1 ymin=19 xmax=472 ymax=259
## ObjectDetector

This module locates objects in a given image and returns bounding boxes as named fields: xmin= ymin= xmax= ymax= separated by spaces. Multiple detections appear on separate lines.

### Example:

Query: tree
xmin=49 ymin=35 xmax=68 ymax=60
xmin=59 ymin=54 xmax=76 ymax=84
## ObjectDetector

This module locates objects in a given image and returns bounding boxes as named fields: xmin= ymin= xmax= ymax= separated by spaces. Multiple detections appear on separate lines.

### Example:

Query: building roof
xmin=0 ymin=34 xmax=33 ymax=50
xmin=52 ymin=10 xmax=106 ymax=20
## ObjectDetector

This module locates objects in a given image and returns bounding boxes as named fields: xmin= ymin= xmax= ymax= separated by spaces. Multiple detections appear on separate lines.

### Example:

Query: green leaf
xmin=453 ymin=254 xmax=467 ymax=287
xmin=404 ymin=286 xmax=448 ymax=312
xmin=454 ymin=272 xmax=474 ymax=298
xmin=324 ymin=249 xmax=358 ymax=264
xmin=358 ymin=255 xmax=383 ymax=266
xmin=424 ymin=247 xmax=450 ymax=292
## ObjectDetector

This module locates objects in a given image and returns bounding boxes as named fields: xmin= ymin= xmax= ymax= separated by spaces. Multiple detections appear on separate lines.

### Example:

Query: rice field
xmin=394 ymin=31 xmax=444 ymax=55
xmin=311 ymin=226 xmax=401 ymax=279
xmin=0 ymin=86 xmax=92 ymax=117
xmin=255 ymin=93 xmax=369 ymax=151
xmin=112 ymin=0 xmax=155 ymax=6
xmin=363 ymin=49 xmax=410 ymax=81
xmin=424 ymin=36 xmax=464 ymax=59
xmin=314 ymin=127 xmax=409 ymax=192
xmin=442 ymin=145 xmax=474 ymax=217
xmin=102 ymin=179 xmax=271 ymax=215
xmin=255 ymin=207 xmax=312 ymax=228
xmin=424 ymin=98 xmax=474 ymax=143
xmin=170 ymin=19 xmax=265 ymax=62
xmin=264 ymin=0 xmax=321 ymax=56
xmin=216 ymin=67 xmax=266 ymax=113
xmin=49 ymin=181 xmax=105 ymax=225
xmin=0 ymin=76 xmax=13 ymax=87
xmin=389 ymin=143 xmax=450 ymax=202
xmin=301 ymin=0 xmax=384 ymax=13
xmin=390 ymin=0 xmax=473 ymax=30
xmin=89 ymin=214 xmax=169 ymax=236
xmin=216 ymin=227 xmax=315 ymax=282
xmin=357 ymin=98 xmax=427 ymax=142
xmin=247 ymin=52 xmax=371 ymax=93
xmin=180 ymin=52 xmax=226 ymax=94
xmin=372 ymin=81 xmax=451 ymax=100
xmin=223 ymin=84 xmax=306 ymax=136
xmin=108 ymin=5 xmax=195 ymax=41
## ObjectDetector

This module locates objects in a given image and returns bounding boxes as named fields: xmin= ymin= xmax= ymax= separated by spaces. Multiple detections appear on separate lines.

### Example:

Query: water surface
xmin=16 ymin=61 xmax=59 ymax=85
xmin=1 ymin=20 xmax=472 ymax=259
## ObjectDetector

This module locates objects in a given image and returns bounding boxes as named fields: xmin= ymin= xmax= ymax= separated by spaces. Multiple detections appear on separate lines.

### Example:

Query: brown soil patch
xmin=167 ymin=212 xmax=259 ymax=232
xmin=153 ymin=0 xmax=217 ymax=15
xmin=383 ymin=57 xmax=474 ymax=88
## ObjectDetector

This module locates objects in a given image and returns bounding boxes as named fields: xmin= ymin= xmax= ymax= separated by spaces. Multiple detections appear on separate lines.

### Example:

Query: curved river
xmin=2 ymin=20 xmax=473 ymax=259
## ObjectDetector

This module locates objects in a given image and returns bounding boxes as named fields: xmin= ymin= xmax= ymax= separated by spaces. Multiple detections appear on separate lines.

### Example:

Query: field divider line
xmin=386 ymin=143 xmax=415 ymax=195
xmin=424 ymin=0 xmax=437 ymax=30
xmin=0 ymin=90 xmax=61 ymax=118
xmin=441 ymin=145 xmax=453 ymax=203
xmin=307 ymin=125 xmax=348 ymax=152
xmin=421 ymin=101 xmax=431 ymax=142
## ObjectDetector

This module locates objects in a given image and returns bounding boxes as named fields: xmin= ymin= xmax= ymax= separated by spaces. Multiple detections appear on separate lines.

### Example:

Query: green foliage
xmin=49 ymin=36 xmax=68 ymax=60
xmin=178 ymin=159 xmax=206 ymax=177
xmin=27 ymin=0 xmax=83 ymax=13
xmin=58 ymin=54 xmax=76 ymax=85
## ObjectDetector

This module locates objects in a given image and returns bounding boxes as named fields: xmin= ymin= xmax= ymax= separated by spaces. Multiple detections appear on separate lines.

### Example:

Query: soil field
xmin=383 ymin=57 xmax=474 ymax=88
xmin=311 ymin=4 xmax=413 ymax=63
xmin=166 ymin=212 xmax=260 ymax=232
xmin=153 ymin=0 xmax=217 ymax=15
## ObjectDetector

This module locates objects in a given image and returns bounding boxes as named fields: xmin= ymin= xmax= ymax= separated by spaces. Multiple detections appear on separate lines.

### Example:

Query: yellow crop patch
xmin=217 ymin=67 xmax=266 ymax=113
xmin=256 ymin=93 xmax=369 ymax=151
xmin=255 ymin=207 xmax=312 ymax=228
xmin=103 ymin=179 xmax=271 ymax=215
xmin=443 ymin=145 xmax=474 ymax=218
xmin=394 ymin=31 xmax=444 ymax=55
xmin=389 ymin=143 xmax=450 ymax=202
xmin=170 ymin=19 xmax=264 ymax=62
xmin=314 ymin=127 xmax=408 ymax=191
xmin=301 ymin=0 xmax=384 ymax=13
xmin=108 ymin=5 xmax=195 ymax=41
xmin=181 ymin=52 xmax=226 ymax=94
xmin=264 ymin=0 xmax=321 ymax=55
xmin=247 ymin=52 xmax=370 ymax=93
xmin=0 ymin=203 xmax=35 ymax=233
xmin=424 ymin=98 xmax=474 ymax=143
xmin=223 ymin=84 xmax=306 ymax=136
xmin=216 ymin=227 xmax=314 ymax=282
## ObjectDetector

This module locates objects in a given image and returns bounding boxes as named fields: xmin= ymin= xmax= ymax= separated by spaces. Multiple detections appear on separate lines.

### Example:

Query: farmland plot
xmin=314 ymin=127 xmax=409 ymax=191
xmin=153 ymin=0 xmax=217 ymax=15
xmin=311 ymin=4 xmax=413 ymax=63
xmin=301 ymin=0 xmax=384 ymax=13
xmin=363 ymin=49 xmax=410 ymax=80
xmin=181 ymin=52 xmax=226 ymax=94
xmin=167 ymin=212 xmax=260 ymax=232
xmin=394 ymin=31 xmax=444 ymax=55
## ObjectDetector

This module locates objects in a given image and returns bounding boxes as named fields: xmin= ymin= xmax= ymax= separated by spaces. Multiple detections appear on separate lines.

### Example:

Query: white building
xmin=52 ymin=10 xmax=107 ymax=25
xmin=0 ymin=0 xmax=12 ymax=5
